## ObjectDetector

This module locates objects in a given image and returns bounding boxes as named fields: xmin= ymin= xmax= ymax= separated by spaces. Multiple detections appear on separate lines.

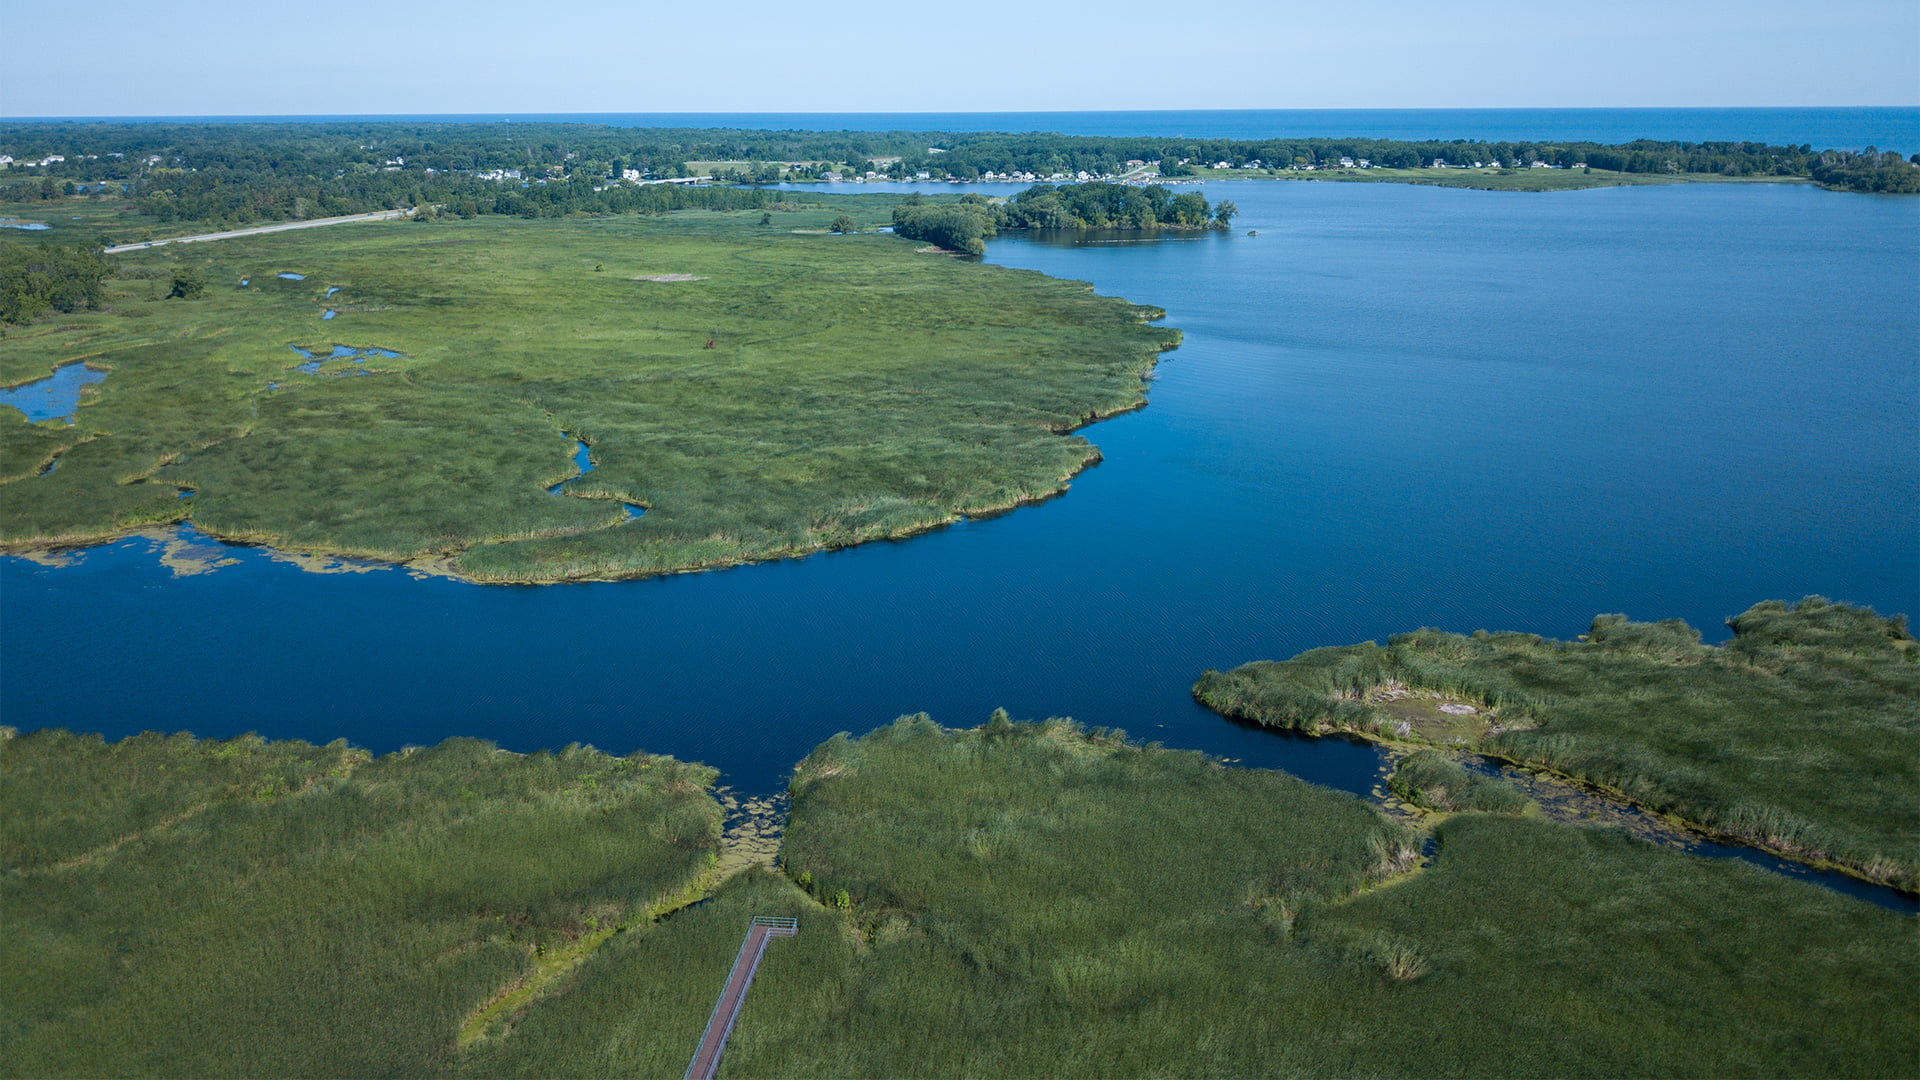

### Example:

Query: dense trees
xmin=997 ymin=183 xmax=1233 ymax=231
xmin=889 ymin=184 xmax=1235 ymax=253
xmin=890 ymin=201 xmax=996 ymax=255
xmin=0 ymin=243 xmax=109 ymax=324
xmin=1807 ymin=149 xmax=1920 ymax=193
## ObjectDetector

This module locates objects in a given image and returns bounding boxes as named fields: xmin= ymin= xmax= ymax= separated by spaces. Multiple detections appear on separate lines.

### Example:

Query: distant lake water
xmin=20 ymin=108 xmax=1919 ymax=154
xmin=3 ymin=181 xmax=1915 ymax=803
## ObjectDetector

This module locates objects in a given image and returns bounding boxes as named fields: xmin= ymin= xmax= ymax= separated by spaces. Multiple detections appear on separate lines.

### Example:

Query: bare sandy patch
xmin=632 ymin=273 xmax=709 ymax=282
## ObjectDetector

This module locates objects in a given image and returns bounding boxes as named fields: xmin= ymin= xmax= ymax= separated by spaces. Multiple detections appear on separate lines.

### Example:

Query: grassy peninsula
xmin=0 ymin=204 xmax=1176 ymax=581
xmin=0 ymin=729 xmax=720 ymax=1077
xmin=1195 ymin=598 xmax=1919 ymax=890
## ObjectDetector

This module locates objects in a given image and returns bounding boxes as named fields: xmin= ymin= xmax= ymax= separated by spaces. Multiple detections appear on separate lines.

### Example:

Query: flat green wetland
xmin=1 ymin=205 xmax=1175 ymax=581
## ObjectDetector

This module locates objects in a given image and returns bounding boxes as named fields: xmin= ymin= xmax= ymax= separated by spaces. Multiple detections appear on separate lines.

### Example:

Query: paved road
xmin=104 ymin=209 xmax=415 ymax=253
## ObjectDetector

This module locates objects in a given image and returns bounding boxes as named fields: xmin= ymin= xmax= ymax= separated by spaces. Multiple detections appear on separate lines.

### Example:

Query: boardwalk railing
xmin=684 ymin=917 xmax=799 ymax=1080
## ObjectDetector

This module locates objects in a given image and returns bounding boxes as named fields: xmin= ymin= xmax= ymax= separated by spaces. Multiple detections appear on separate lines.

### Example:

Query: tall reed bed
xmin=0 ymin=731 xmax=720 ymax=1077
xmin=467 ymin=715 xmax=1915 ymax=1077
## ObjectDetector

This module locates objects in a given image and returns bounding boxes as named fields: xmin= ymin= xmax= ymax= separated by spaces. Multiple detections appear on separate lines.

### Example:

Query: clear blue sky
xmin=5 ymin=0 xmax=1916 ymax=117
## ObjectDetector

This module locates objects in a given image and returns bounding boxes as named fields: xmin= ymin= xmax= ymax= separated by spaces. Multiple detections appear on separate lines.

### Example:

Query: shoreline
xmin=0 ymin=339 xmax=1170 ymax=586
xmin=1195 ymin=698 xmax=1918 ymax=898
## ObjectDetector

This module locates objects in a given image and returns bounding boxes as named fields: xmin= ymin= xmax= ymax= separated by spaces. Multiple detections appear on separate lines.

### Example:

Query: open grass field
xmin=0 ymin=729 xmax=721 ymax=1077
xmin=459 ymin=716 xmax=1916 ymax=1078
xmin=1195 ymin=598 xmax=1920 ymax=890
xmin=0 ymin=204 xmax=1176 ymax=581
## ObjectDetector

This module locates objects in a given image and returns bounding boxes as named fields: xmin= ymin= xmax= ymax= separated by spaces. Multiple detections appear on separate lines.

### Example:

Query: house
xmin=1356 ymin=159 xmax=1371 ymax=168
xmin=0 ymin=156 xmax=12 ymax=168
xmin=1431 ymin=158 xmax=1447 ymax=168
xmin=1338 ymin=157 xmax=1355 ymax=168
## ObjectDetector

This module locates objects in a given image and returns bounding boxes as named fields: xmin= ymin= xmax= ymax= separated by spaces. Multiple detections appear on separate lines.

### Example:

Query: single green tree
xmin=166 ymin=269 xmax=206 ymax=300
xmin=829 ymin=215 xmax=858 ymax=234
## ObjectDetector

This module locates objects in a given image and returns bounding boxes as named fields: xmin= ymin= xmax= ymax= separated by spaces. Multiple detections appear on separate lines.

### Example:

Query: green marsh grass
xmin=1 ymin=207 xmax=1177 ymax=581
xmin=0 ymin=730 xmax=721 ymax=1077
xmin=465 ymin=715 xmax=1916 ymax=1077
xmin=1387 ymin=749 xmax=1532 ymax=814
xmin=1194 ymin=598 xmax=1920 ymax=889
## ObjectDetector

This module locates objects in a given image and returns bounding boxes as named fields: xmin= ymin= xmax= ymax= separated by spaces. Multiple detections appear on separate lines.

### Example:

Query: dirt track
xmin=104 ymin=208 xmax=414 ymax=253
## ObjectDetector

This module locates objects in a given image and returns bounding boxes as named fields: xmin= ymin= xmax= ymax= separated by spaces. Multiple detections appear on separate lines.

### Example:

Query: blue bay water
xmin=15 ymin=107 xmax=1919 ymax=154
xmin=2 ymin=181 xmax=1915 ymax=814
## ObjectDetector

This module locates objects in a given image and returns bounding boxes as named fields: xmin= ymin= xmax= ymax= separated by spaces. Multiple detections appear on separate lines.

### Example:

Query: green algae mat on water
xmin=0 ymin=208 xmax=1177 ymax=581
xmin=1195 ymin=597 xmax=1920 ymax=891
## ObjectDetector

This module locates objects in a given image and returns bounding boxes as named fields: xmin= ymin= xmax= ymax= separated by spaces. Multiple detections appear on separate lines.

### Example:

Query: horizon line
xmin=6 ymin=104 xmax=1919 ymax=124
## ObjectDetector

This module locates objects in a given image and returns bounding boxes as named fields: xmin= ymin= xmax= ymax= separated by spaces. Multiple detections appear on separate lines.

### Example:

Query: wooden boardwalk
xmin=684 ymin=916 xmax=798 ymax=1080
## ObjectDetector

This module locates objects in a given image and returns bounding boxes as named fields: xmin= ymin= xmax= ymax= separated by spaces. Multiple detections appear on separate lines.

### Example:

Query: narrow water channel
xmin=1238 ymin=724 xmax=1917 ymax=913
xmin=547 ymin=436 xmax=644 ymax=517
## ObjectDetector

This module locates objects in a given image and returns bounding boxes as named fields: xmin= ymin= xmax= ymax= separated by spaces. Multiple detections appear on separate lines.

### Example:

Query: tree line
xmin=5 ymin=121 xmax=1916 ymax=232
xmin=890 ymin=184 xmax=1237 ymax=255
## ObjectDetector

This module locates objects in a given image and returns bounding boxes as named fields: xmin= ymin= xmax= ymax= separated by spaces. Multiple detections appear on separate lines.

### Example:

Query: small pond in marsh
xmin=1 ymin=362 xmax=108 ymax=422
xmin=289 ymin=344 xmax=401 ymax=374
